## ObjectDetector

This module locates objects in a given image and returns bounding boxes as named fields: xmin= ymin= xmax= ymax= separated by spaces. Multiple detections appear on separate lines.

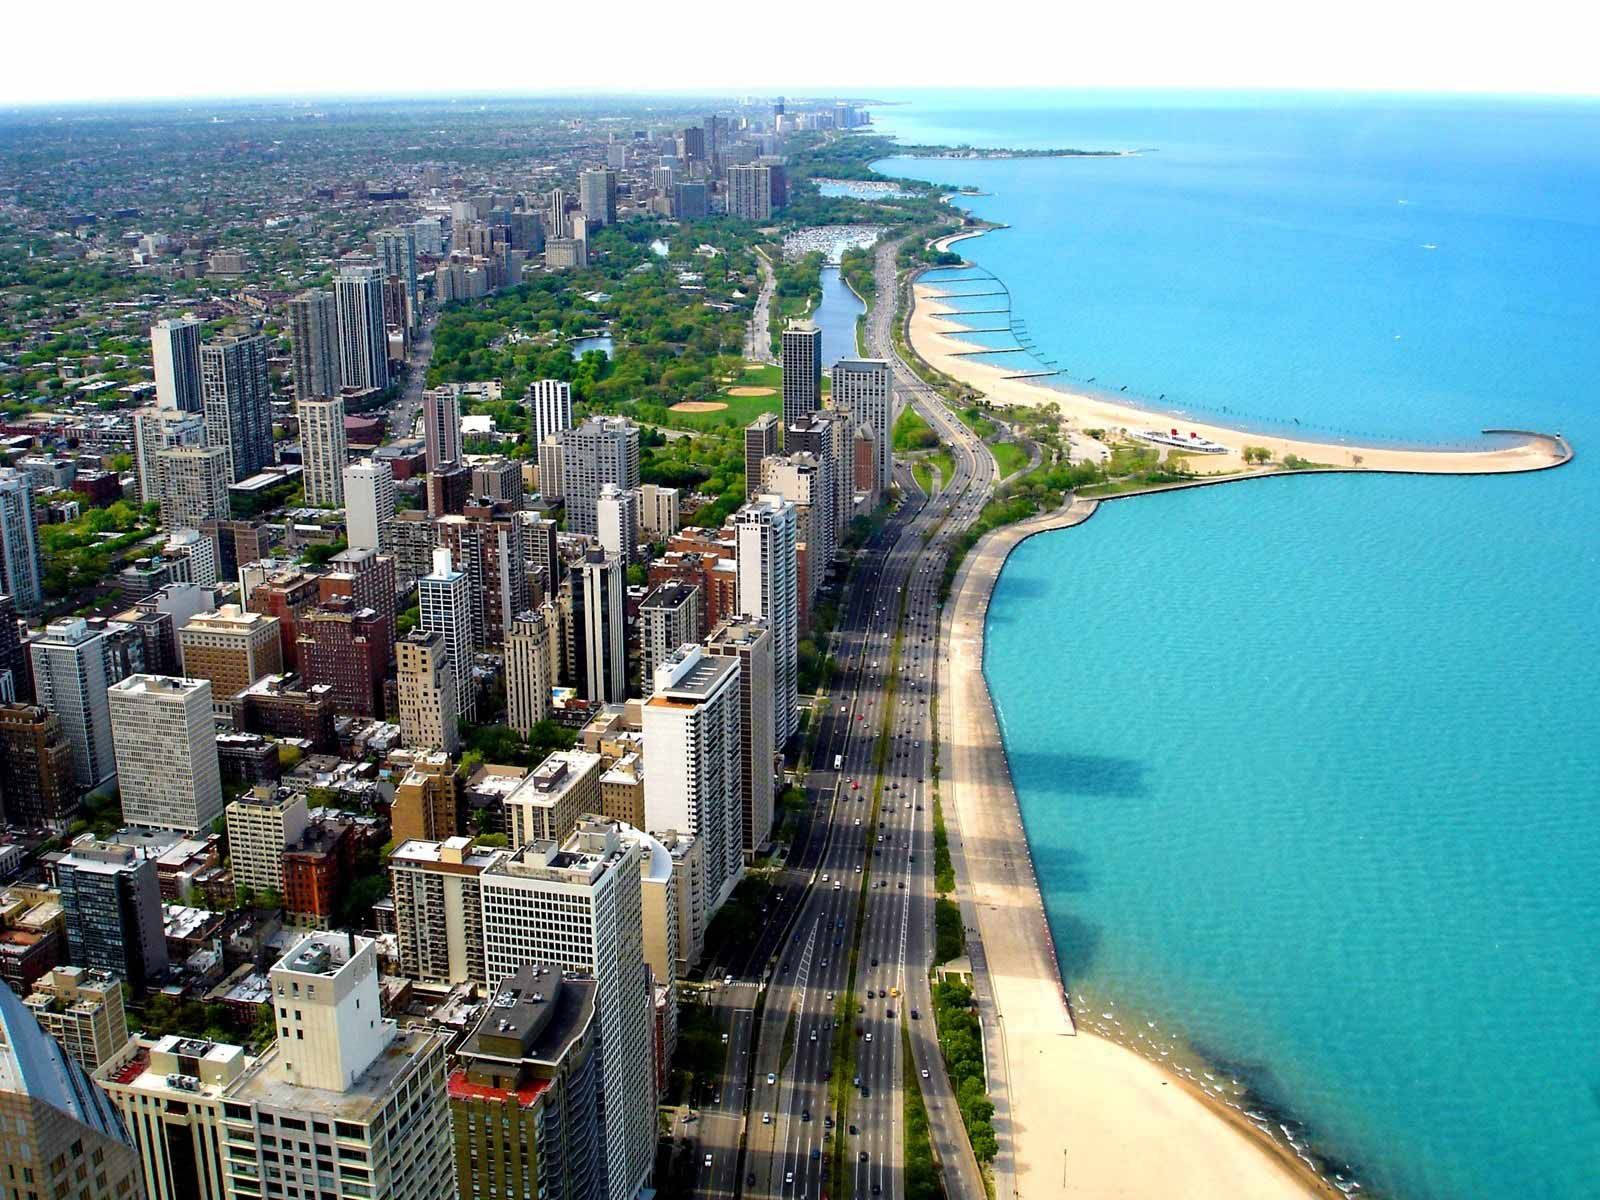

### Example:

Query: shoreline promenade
xmin=940 ymin=493 xmax=1337 ymax=1200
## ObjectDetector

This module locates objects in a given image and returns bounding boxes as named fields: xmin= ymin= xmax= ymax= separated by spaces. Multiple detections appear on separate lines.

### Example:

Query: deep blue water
xmin=876 ymin=93 xmax=1600 ymax=1200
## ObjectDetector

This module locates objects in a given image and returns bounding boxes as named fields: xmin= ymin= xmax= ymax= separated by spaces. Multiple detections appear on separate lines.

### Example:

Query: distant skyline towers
xmin=334 ymin=263 xmax=390 ymax=392
xmin=343 ymin=457 xmax=396 ymax=552
xmin=833 ymin=358 xmax=894 ymax=502
xmin=781 ymin=322 xmax=821 ymax=432
xmin=200 ymin=332 xmax=274 ymax=482
xmin=150 ymin=316 xmax=204 ymax=412
xmin=0 ymin=468 xmax=43 ymax=611
xmin=580 ymin=168 xmax=618 ymax=226
xmin=298 ymin=395 xmax=347 ymax=507
xmin=527 ymin=378 xmax=573 ymax=447
xmin=422 ymin=387 xmax=463 ymax=470
xmin=288 ymin=289 xmax=342 ymax=402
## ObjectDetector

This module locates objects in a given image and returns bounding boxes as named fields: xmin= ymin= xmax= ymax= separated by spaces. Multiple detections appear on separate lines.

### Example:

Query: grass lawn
xmin=913 ymin=460 xmax=936 ymax=494
xmin=930 ymin=447 xmax=956 ymax=486
xmin=990 ymin=439 xmax=1029 ymax=478
xmin=893 ymin=405 xmax=938 ymax=452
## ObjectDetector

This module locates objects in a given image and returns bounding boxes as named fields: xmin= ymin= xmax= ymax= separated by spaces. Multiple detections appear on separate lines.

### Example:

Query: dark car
xmin=859 ymin=1152 xmax=869 ymax=1163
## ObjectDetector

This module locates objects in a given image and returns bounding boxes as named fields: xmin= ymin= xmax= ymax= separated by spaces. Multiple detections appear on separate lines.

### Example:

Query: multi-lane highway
xmin=696 ymin=237 xmax=1000 ymax=1200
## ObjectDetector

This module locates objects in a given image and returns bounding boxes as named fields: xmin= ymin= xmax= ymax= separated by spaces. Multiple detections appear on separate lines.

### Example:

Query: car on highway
xmin=922 ymin=1068 xmax=931 ymax=1079
xmin=703 ymin=1154 xmax=712 ymax=1168
xmin=762 ymin=1113 xmax=772 ymax=1124
xmin=859 ymin=1152 xmax=869 ymax=1162
xmin=786 ymin=1171 xmax=794 ymax=1185
xmin=767 ymin=1073 xmax=777 ymax=1084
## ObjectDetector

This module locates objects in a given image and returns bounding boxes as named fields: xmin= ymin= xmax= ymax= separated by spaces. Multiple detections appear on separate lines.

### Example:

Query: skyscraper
xmin=200 ymin=333 xmax=274 ymax=482
xmin=575 ymin=550 xmax=626 ymax=704
xmin=397 ymin=628 xmax=460 ymax=754
xmin=422 ymin=387 xmax=463 ymax=470
xmin=418 ymin=547 xmax=474 ymax=722
xmin=30 ymin=618 xmax=116 ymax=791
xmin=155 ymin=444 xmax=231 ymax=531
xmin=0 ymin=468 xmax=43 ymax=611
xmin=53 ymin=838 xmax=169 ymax=991
xmin=288 ymin=289 xmax=342 ymax=403
xmin=705 ymin=616 xmax=776 ymax=853
xmin=108 ymin=674 xmax=223 ymax=833
xmin=726 ymin=164 xmax=773 ymax=221
xmin=449 ymin=964 xmax=602 ymax=1200
xmin=298 ymin=395 xmax=347 ymax=507
xmin=506 ymin=609 xmax=553 ymax=735
xmin=527 ymin=378 xmax=573 ymax=446
xmin=343 ymin=457 xmax=396 ymax=552
xmin=643 ymin=645 xmax=743 ymax=908
xmin=596 ymin=483 xmax=638 ymax=564
xmin=132 ymin=405 xmax=206 ymax=504
xmin=560 ymin=416 xmax=640 ymax=538
xmin=735 ymin=496 xmax=799 ymax=747
xmin=579 ymin=168 xmax=617 ymax=226
xmin=833 ymin=357 xmax=894 ymax=504
xmin=744 ymin=412 xmax=780 ymax=500
xmin=479 ymin=818 xmax=658 ymax=1200
xmin=374 ymin=226 xmax=419 ymax=328
xmin=435 ymin=501 xmax=528 ymax=648
xmin=781 ymin=322 xmax=822 ymax=431
xmin=638 ymin=582 xmax=701 ymax=689
xmin=0 ymin=703 xmax=76 ymax=830
xmin=334 ymin=263 xmax=390 ymax=392
xmin=151 ymin=316 xmax=204 ymax=412
xmin=0 ymin=983 xmax=145 ymax=1200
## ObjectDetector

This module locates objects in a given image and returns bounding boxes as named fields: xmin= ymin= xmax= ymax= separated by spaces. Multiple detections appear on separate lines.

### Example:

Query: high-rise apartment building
xmin=298 ymin=395 xmax=347 ymax=507
xmin=579 ymin=168 xmax=617 ymax=226
xmin=527 ymin=378 xmax=573 ymax=447
xmin=334 ymin=264 xmax=390 ymax=393
xmin=156 ymin=444 xmax=231 ymax=531
xmin=374 ymin=226 xmax=419 ymax=328
xmin=643 ymin=646 xmax=743 ymax=909
xmin=397 ymin=628 xmax=460 ymax=754
xmin=436 ymin=501 xmax=528 ymax=648
xmin=705 ymin=616 xmax=776 ymax=853
xmin=673 ymin=181 xmax=708 ymax=220
xmin=22 ymin=965 xmax=130 ymax=1072
xmin=471 ymin=457 xmax=523 ymax=506
xmin=833 ymin=357 xmax=894 ymax=503
xmin=418 ymin=547 xmax=475 ymax=722
xmin=560 ymin=417 xmax=639 ymax=538
xmin=574 ymin=550 xmax=626 ymax=704
xmin=638 ymin=582 xmax=701 ymax=690
xmin=108 ymin=674 xmax=223 ymax=833
xmin=389 ymin=836 xmax=494 ymax=985
xmin=225 ymin=785 xmax=309 ymax=898
xmin=200 ymin=333 xmax=274 ymax=483
xmin=735 ymin=496 xmax=799 ymax=747
xmin=95 ymin=932 xmax=454 ymax=1200
xmin=0 ymin=984 xmax=145 ymax=1200
xmin=30 ymin=618 xmax=116 ymax=791
xmin=780 ymin=322 xmax=822 ymax=431
xmin=762 ymin=449 xmax=833 ymax=594
xmin=449 ymin=964 xmax=602 ymax=1200
xmin=343 ymin=457 xmax=396 ymax=552
xmin=133 ymin=405 xmax=206 ymax=503
xmin=726 ymin=164 xmax=773 ymax=221
xmin=52 ymin=838 xmax=168 ymax=991
xmin=297 ymin=598 xmax=387 ymax=718
xmin=505 ymin=609 xmax=553 ymax=735
xmin=288 ymin=289 xmax=342 ymax=403
xmin=391 ymin=752 xmax=460 ymax=845
xmin=479 ymin=819 xmax=657 ymax=1200
xmin=0 ymin=468 xmax=43 ymax=611
xmin=178 ymin=606 xmax=283 ymax=718
xmin=505 ymin=750 xmax=602 ymax=849
xmin=0 ymin=703 xmax=76 ymax=829
xmin=537 ymin=435 xmax=565 ymax=500
xmin=422 ymin=387 xmax=463 ymax=470
xmin=596 ymin=483 xmax=637 ymax=564
xmin=151 ymin=316 xmax=204 ymax=412
xmin=637 ymin=482 xmax=680 ymax=540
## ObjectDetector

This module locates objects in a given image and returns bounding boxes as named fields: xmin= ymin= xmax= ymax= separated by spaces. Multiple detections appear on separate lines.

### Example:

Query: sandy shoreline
xmin=915 ymin=232 xmax=1570 ymax=476
xmin=942 ymin=494 xmax=1342 ymax=1200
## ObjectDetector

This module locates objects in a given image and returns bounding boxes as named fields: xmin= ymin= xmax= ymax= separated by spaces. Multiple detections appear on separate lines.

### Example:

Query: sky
xmin=4 ymin=0 xmax=1596 ymax=106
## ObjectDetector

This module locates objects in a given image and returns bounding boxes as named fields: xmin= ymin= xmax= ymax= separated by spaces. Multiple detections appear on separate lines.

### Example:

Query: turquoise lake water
xmin=875 ymin=92 xmax=1600 ymax=1199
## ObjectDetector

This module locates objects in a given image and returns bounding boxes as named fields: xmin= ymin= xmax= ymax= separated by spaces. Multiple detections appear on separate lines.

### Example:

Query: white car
xmin=767 ymin=1072 xmax=777 ymax=1084
xmin=704 ymin=1154 xmax=713 ymax=1168
xmin=763 ymin=1112 xmax=773 ymax=1124
xmin=921 ymin=1068 xmax=931 ymax=1079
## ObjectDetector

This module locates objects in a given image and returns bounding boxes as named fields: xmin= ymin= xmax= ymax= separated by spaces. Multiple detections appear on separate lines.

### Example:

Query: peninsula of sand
xmin=924 ymin=230 xmax=1571 ymax=1200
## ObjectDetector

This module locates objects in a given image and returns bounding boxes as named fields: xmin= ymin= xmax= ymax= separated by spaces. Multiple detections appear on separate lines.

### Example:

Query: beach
xmin=914 ymin=234 xmax=1570 ymax=477
xmin=941 ymin=496 xmax=1339 ymax=1200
